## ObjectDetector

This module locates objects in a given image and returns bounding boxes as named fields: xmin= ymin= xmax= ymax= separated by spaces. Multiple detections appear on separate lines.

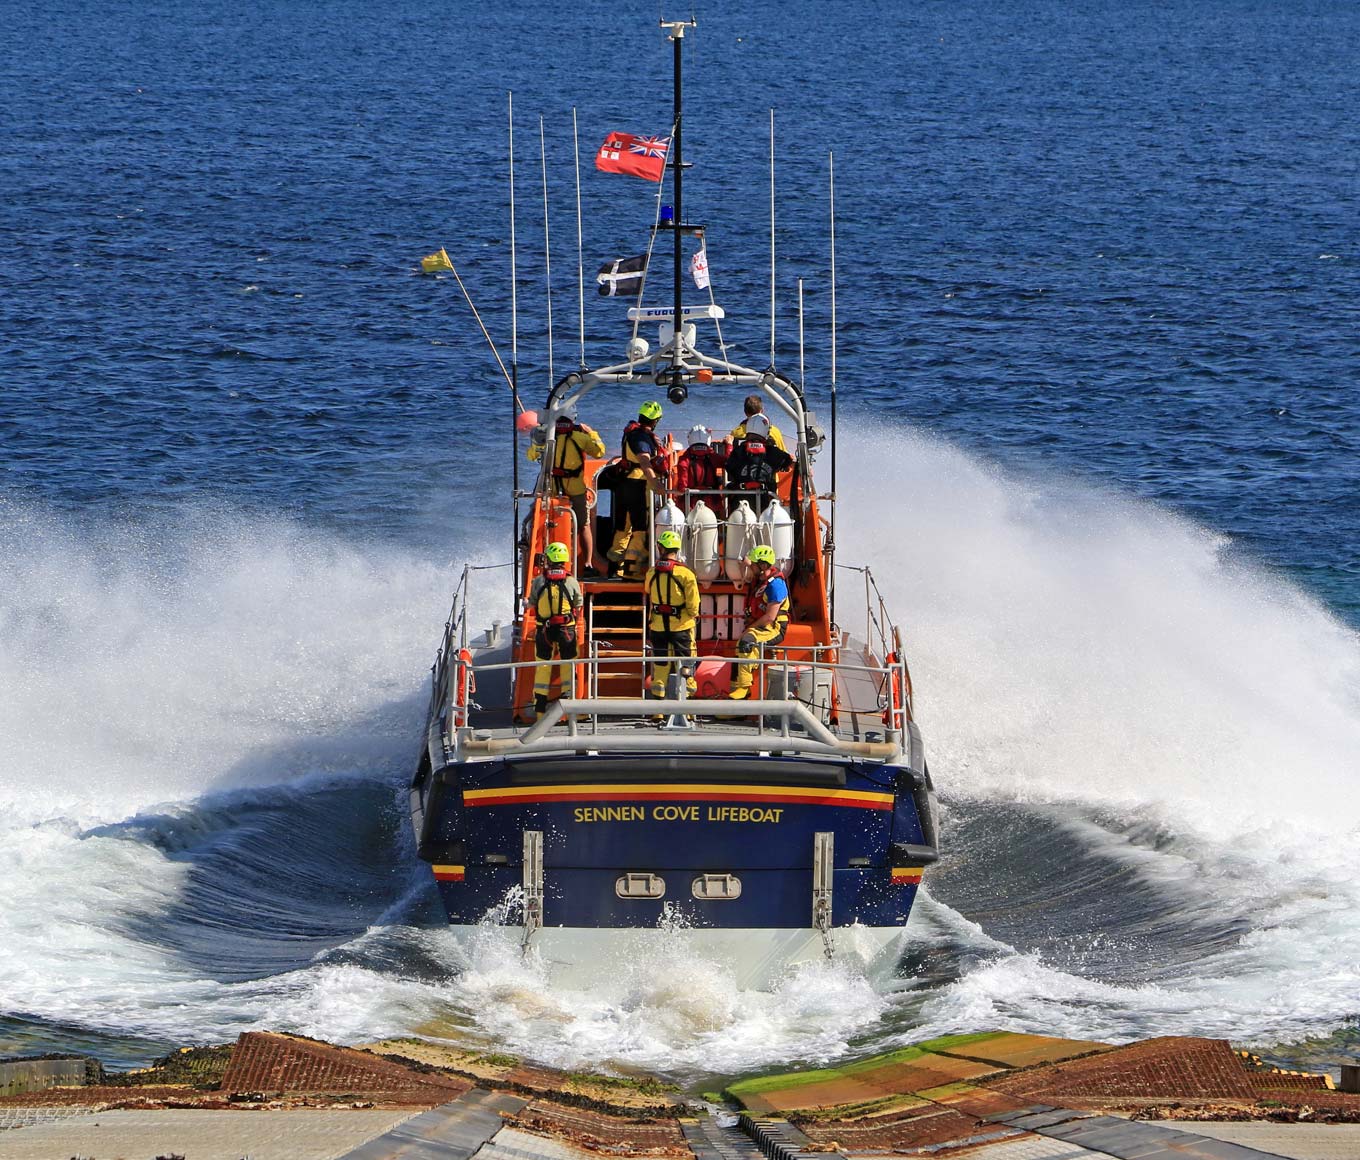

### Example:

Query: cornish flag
xmin=596 ymin=131 xmax=670 ymax=182
xmin=597 ymin=254 xmax=648 ymax=297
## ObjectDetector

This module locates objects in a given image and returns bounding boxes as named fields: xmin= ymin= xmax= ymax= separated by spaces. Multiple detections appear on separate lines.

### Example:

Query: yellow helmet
xmin=747 ymin=544 xmax=776 ymax=566
xmin=545 ymin=541 xmax=570 ymax=564
xmin=657 ymin=530 xmax=682 ymax=551
xmin=638 ymin=400 xmax=663 ymax=422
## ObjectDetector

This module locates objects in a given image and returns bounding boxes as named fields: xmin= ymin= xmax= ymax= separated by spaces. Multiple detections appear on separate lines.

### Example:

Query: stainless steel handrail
xmin=458 ymin=698 xmax=899 ymax=761
xmin=434 ymin=558 xmax=910 ymax=740
xmin=444 ymin=649 xmax=897 ymax=742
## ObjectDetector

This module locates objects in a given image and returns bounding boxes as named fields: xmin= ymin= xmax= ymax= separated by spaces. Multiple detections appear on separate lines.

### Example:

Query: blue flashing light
xmin=659 ymin=205 xmax=675 ymax=224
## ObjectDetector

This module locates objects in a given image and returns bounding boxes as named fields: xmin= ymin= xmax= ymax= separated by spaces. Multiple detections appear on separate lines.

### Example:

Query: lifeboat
xmin=409 ymin=20 xmax=939 ymax=989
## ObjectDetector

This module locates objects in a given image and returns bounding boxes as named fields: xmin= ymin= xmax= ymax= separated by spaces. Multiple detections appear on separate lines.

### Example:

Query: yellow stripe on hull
xmin=462 ymin=782 xmax=894 ymax=810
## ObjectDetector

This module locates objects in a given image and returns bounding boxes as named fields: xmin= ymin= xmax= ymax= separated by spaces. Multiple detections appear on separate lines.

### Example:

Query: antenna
xmin=798 ymin=277 xmax=805 ymax=390
xmin=539 ymin=116 xmax=554 ymax=388
xmin=661 ymin=17 xmax=695 ymax=368
xmin=829 ymin=150 xmax=838 ymax=628
xmin=509 ymin=92 xmax=521 ymax=617
xmin=572 ymin=106 xmax=586 ymax=368
xmin=509 ymin=94 xmax=519 ymax=376
xmin=769 ymin=107 xmax=776 ymax=367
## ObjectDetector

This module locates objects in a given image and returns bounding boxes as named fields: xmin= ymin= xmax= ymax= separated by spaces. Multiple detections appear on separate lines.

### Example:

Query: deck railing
xmin=430 ymin=560 xmax=912 ymax=761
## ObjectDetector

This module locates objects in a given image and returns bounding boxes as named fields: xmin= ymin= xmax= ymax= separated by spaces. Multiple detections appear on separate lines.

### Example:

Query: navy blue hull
xmin=434 ymin=866 xmax=920 ymax=929
xmin=413 ymin=753 xmax=937 ymax=931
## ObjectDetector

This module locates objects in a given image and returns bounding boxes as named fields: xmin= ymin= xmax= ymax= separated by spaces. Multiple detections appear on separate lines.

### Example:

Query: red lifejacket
xmin=675 ymin=445 xmax=724 ymax=494
xmin=621 ymin=420 xmax=666 ymax=478
xmin=551 ymin=418 xmax=585 ymax=479
xmin=537 ymin=567 xmax=575 ymax=626
xmin=744 ymin=566 xmax=789 ymax=625
xmin=649 ymin=558 xmax=681 ymax=617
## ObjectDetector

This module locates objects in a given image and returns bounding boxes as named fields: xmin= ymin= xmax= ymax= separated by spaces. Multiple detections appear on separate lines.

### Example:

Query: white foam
xmin=835 ymin=427 xmax=1360 ymax=1046
xmin=840 ymin=428 xmax=1360 ymax=838
xmin=6 ymin=432 xmax=1360 ymax=1069
xmin=0 ymin=503 xmax=461 ymax=824
xmin=419 ymin=918 xmax=889 ymax=1076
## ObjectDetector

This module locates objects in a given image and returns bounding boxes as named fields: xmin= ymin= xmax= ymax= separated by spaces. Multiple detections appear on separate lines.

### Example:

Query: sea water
xmin=2 ymin=0 xmax=1357 ymax=1083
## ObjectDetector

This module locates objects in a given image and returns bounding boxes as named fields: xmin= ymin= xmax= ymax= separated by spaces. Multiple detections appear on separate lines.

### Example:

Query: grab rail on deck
xmin=430 ymin=560 xmax=913 ymax=745
xmin=456 ymin=697 xmax=900 ymax=762
xmin=439 ymin=648 xmax=909 ymax=761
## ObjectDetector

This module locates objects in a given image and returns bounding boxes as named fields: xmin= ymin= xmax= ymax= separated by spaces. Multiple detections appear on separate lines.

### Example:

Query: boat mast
xmin=662 ymin=17 xmax=694 ymax=368
xmin=508 ymin=92 xmax=522 ymax=620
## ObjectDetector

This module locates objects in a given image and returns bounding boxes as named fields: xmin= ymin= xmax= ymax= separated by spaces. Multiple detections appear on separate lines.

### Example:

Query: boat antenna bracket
xmin=659 ymin=16 xmax=697 ymax=39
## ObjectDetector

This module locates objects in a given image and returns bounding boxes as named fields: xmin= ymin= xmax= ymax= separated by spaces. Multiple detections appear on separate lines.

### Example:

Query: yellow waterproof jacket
xmin=644 ymin=561 xmax=700 ymax=633
xmin=729 ymin=421 xmax=788 ymax=452
xmin=529 ymin=572 xmax=583 ymax=624
xmin=528 ymin=424 xmax=607 ymax=497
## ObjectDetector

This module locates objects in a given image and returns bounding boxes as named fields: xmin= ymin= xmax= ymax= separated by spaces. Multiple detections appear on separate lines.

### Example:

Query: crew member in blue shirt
xmin=730 ymin=544 xmax=789 ymax=700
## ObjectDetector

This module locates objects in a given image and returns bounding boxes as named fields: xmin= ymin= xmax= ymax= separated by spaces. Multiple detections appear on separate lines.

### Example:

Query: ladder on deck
xmin=585 ymin=585 xmax=649 ymax=698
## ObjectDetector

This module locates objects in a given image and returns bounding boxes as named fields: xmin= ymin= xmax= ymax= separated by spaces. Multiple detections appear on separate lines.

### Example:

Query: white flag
xmin=690 ymin=244 xmax=710 ymax=290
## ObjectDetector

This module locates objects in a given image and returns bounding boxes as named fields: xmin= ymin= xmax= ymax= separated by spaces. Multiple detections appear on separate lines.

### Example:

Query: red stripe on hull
xmin=465 ymin=790 xmax=892 ymax=810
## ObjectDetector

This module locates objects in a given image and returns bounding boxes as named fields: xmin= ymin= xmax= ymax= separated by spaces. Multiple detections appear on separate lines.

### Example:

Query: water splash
xmin=840 ymin=427 xmax=1360 ymax=836
xmin=4 ymin=429 xmax=1360 ymax=1073
xmin=0 ymin=501 xmax=455 ymax=823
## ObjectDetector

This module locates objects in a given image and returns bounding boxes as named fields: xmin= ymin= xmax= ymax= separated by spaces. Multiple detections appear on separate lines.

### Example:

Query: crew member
xmin=608 ymin=400 xmax=665 ymax=578
xmin=528 ymin=404 xmax=607 ymax=576
xmin=644 ymin=529 xmax=700 ymax=699
xmin=529 ymin=541 xmax=583 ymax=718
xmin=673 ymin=425 xmax=727 ymax=514
xmin=724 ymin=412 xmax=794 ymax=513
xmin=730 ymin=544 xmax=789 ymax=701
xmin=727 ymin=394 xmax=788 ymax=452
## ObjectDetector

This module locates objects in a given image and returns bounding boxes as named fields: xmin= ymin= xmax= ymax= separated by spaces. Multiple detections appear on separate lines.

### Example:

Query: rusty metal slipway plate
xmin=725 ymin=1033 xmax=1123 ymax=1116
xmin=931 ymin=1032 xmax=1116 ymax=1070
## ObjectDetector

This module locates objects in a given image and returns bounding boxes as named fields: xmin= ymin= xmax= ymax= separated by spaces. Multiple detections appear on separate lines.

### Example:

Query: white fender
xmin=654 ymin=498 xmax=686 ymax=545
xmin=724 ymin=500 xmax=757 ymax=582
xmin=685 ymin=500 xmax=721 ymax=582
xmin=760 ymin=499 xmax=795 ymax=575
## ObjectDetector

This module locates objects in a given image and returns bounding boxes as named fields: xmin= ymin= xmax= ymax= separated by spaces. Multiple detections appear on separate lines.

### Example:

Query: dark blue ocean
xmin=2 ymin=0 xmax=1358 ymax=1082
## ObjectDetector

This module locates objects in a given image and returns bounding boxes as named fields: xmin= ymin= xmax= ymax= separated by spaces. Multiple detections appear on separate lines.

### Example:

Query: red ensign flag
xmin=596 ymin=132 xmax=670 ymax=182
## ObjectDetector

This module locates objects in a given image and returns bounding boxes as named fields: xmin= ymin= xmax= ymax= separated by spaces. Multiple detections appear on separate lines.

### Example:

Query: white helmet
xmin=687 ymin=425 xmax=711 ymax=447
xmin=744 ymin=412 xmax=770 ymax=438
